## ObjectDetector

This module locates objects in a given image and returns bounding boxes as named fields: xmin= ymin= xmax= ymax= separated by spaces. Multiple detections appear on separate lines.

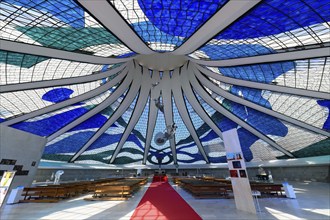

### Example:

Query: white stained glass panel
xmin=0 ymin=51 xmax=109 ymax=85
xmin=276 ymin=122 xmax=328 ymax=153
xmin=0 ymin=81 xmax=101 ymax=118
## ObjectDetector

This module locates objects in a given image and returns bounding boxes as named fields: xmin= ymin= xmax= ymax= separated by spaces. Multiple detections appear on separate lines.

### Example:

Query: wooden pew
xmin=174 ymin=177 xmax=285 ymax=199
xmin=85 ymin=178 xmax=148 ymax=201
xmin=19 ymin=178 xmax=125 ymax=203
xmin=179 ymin=179 xmax=231 ymax=199
xmin=213 ymin=178 xmax=231 ymax=185
xmin=20 ymin=186 xmax=69 ymax=203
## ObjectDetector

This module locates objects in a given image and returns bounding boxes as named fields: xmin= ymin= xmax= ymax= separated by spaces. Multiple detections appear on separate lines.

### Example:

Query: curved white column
xmin=143 ymin=69 xmax=161 ymax=164
xmin=68 ymin=66 xmax=142 ymax=161
xmin=0 ymin=63 xmax=127 ymax=93
xmin=160 ymin=70 xmax=178 ymax=164
xmin=194 ymin=63 xmax=329 ymax=100
xmin=189 ymin=68 xmax=294 ymax=157
xmin=109 ymin=66 xmax=152 ymax=164
xmin=2 ymin=65 xmax=130 ymax=126
xmin=181 ymin=64 xmax=223 ymax=140
xmin=47 ymin=68 xmax=134 ymax=141
xmin=172 ymin=68 xmax=209 ymax=163
xmin=194 ymin=68 xmax=330 ymax=137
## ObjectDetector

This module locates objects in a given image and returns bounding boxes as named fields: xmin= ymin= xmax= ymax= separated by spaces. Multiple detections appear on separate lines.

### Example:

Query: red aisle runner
xmin=130 ymin=179 xmax=202 ymax=220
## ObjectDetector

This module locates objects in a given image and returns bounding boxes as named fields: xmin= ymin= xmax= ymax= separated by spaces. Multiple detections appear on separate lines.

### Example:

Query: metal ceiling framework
xmin=0 ymin=0 xmax=329 ymax=165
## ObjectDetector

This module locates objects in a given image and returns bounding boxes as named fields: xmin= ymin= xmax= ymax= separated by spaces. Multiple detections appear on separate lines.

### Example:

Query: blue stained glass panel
xmin=195 ymin=91 xmax=264 ymax=162
xmin=133 ymin=97 xmax=149 ymax=139
xmin=130 ymin=21 xmax=183 ymax=51
xmin=184 ymin=96 xmax=227 ymax=163
xmin=229 ymin=86 xmax=272 ymax=109
xmin=172 ymin=97 xmax=205 ymax=164
xmin=42 ymin=110 xmax=114 ymax=156
xmin=44 ymin=131 xmax=96 ymax=154
xmin=216 ymin=0 xmax=330 ymax=40
xmin=75 ymin=130 xmax=123 ymax=164
xmin=218 ymin=61 xmax=295 ymax=83
xmin=184 ymin=96 xmax=205 ymax=129
xmin=193 ymin=0 xmax=330 ymax=60
xmin=11 ymin=107 xmax=89 ymax=137
xmin=2 ymin=0 xmax=85 ymax=28
xmin=72 ymin=94 xmax=139 ymax=163
xmin=222 ymin=99 xmax=288 ymax=138
xmin=317 ymin=100 xmax=330 ymax=130
xmin=70 ymin=113 xmax=110 ymax=132
xmin=223 ymin=85 xmax=327 ymax=130
xmin=137 ymin=0 xmax=227 ymax=38
xmin=109 ymin=0 xmax=227 ymax=51
xmin=42 ymin=88 xmax=74 ymax=103
xmin=10 ymin=87 xmax=113 ymax=137
xmin=86 ymin=128 xmax=123 ymax=152
xmin=199 ymin=44 xmax=274 ymax=60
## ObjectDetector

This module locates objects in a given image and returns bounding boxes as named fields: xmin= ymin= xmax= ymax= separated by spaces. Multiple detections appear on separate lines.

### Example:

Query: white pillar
xmin=223 ymin=129 xmax=256 ymax=214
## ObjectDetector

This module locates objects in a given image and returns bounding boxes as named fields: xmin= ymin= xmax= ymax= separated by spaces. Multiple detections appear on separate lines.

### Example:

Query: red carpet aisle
xmin=130 ymin=178 xmax=202 ymax=220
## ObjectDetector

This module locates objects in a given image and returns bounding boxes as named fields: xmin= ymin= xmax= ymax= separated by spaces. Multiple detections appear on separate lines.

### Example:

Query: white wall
xmin=35 ymin=156 xmax=330 ymax=183
xmin=0 ymin=125 xmax=47 ymax=202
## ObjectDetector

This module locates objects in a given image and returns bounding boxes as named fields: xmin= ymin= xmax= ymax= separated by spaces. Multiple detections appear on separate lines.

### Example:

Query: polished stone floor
xmin=1 ymin=180 xmax=329 ymax=220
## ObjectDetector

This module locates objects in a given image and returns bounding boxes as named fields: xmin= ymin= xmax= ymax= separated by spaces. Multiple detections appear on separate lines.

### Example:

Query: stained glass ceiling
xmin=0 ymin=0 xmax=329 ymax=165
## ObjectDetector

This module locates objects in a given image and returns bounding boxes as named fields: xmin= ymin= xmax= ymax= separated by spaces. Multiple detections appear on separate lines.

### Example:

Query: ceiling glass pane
xmin=10 ymin=91 xmax=110 ymax=137
xmin=203 ymin=57 xmax=330 ymax=93
xmin=275 ymin=121 xmax=328 ymax=155
xmin=172 ymin=96 xmax=205 ymax=164
xmin=191 ymin=0 xmax=330 ymax=60
xmin=212 ymin=93 xmax=289 ymax=140
xmin=0 ymin=0 xmax=134 ymax=57
xmin=0 ymin=50 xmax=116 ymax=85
xmin=0 ymin=81 xmax=103 ymax=119
xmin=75 ymin=93 xmax=138 ymax=164
xmin=184 ymin=95 xmax=226 ymax=163
xmin=249 ymin=140 xmax=284 ymax=162
xmin=109 ymin=0 xmax=227 ymax=52
xmin=195 ymin=89 xmax=275 ymax=162
xmin=42 ymin=90 xmax=127 ymax=162
xmin=215 ymin=81 xmax=328 ymax=131
xmin=147 ymin=95 xmax=173 ymax=165
xmin=113 ymin=97 xmax=150 ymax=164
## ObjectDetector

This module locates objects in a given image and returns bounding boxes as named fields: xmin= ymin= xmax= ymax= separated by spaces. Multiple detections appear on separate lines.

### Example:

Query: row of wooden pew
xmin=86 ymin=177 xmax=148 ymax=201
xmin=20 ymin=177 xmax=147 ymax=203
xmin=173 ymin=177 xmax=285 ymax=199
xmin=173 ymin=177 xmax=231 ymax=199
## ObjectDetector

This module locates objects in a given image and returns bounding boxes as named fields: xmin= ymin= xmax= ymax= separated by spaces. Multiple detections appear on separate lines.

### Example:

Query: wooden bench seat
xmin=174 ymin=177 xmax=285 ymax=199
xmin=20 ymin=187 xmax=69 ymax=203
xmin=19 ymin=178 xmax=135 ymax=203
xmin=86 ymin=178 xmax=148 ymax=201
xmin=179 ymin=179 xmax=231 ymax=199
